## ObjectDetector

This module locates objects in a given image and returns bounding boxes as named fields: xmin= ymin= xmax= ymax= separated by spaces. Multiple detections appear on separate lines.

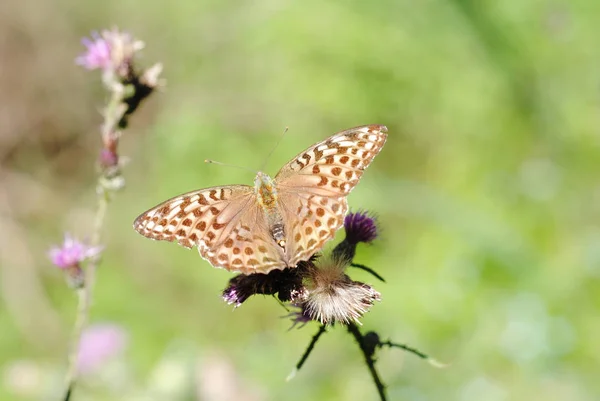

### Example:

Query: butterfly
xmin=133 ymin=124 xmax=387 ymax=274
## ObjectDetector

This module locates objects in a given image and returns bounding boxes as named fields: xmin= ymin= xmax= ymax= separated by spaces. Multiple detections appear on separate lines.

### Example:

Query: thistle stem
xmin=295 ymin=324 xmax=327 ymax=371
xmin=61 ymin=75 xmax=124 ymax=401
xmin=350 ymin=263 xmax=386 ymax=282
xmin=347 ymin=323 xmax=387 ymax=401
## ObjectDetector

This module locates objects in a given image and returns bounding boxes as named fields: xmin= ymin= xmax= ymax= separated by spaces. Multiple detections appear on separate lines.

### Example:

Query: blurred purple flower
xmin=77 ymin=323 xmax=128 ymax=374
xmin=76 ymin=28 xmax=144 ymax=75
xmin=48 ymin=234 xmax=102 ymax=270
xmin=344 ymin=210 xmax=378 ymax=245
xmin=99 ymin=148 xmax=119 ymax=169
xmin=76 ymin=32 xmax=112 ymax=70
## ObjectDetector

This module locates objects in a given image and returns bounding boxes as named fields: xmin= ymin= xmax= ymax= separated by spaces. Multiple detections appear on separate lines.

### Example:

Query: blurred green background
xmin=1 ymin=0 xmax=599 ymax=400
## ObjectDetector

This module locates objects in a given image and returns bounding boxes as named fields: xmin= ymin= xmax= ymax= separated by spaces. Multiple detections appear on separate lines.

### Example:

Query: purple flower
xmin=222 ymin=267 xmax=307 ymax=307
xmin=76 ymin=32 xmax=112 ymax=70
xmin=222 ymin=281 xmax=249 ymax=307
xmin=332 ymin=210 xmax=378 ymax=263
xmin=75 ymin=28 xmax=144 ymax=74
xmin=48 ymin=234 xmax=102 ymax=270
xmin=99 ymin=148 xmax=119 ymax=169
xmin=77 ymin=323 xmax=128 ymax=374
xmin=286 ymin=308 xmax=313 ymax=330
xmin=344 ymin=210 xmax=378 ymax=245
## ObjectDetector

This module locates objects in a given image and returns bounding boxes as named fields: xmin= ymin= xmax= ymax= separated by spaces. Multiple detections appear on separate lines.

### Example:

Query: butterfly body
xmin=134 ymin=124 xmax=388 ymax=274
xmin=254 ymin=172 xmax=287 ymax=250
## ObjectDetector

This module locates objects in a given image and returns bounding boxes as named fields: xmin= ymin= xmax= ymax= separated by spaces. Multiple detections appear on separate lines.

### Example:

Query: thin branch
xmin=380 ymin=339 xmax=447 ymax=368
xmin=287 ymin=325 xmax=327 ymax=381
xmin=380 ymin=340 xmax=429 ymax=359
xmin=347 ymin=323 xmax=387 ymax=401
xmin=351 ymin=263 xmax=386 ymax=282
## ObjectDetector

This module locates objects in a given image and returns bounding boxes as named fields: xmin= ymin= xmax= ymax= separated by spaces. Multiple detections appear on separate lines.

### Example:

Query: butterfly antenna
xmin=204 ymin=159 xmax=256 ymax=174
xmin=259 ymin=126 xmax=289 ymax=172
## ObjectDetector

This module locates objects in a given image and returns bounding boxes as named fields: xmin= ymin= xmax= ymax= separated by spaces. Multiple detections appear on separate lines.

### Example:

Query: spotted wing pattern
xmin=134 ymin=125 xmax=387 ymax=274
xmin=278 ymin=191 xmax=348 ymax=266
xmin=133 ymin=185 xmax=285 ymax=274
xmin=275 ymin=124 xmax=388 ymax=261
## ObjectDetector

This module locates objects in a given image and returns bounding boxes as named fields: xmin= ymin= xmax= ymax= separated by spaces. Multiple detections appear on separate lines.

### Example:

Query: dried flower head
xmin=297 ymin=256 xmax=381 ymax=325
xmin=332 ymin=210 xmax=378 ymax=263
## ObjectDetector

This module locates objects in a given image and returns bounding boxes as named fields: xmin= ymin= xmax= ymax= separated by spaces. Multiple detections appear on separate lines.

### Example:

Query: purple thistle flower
xmin=286 ymin=307 xmax=313 ymax=330
xmin=76 ymin=32 xmax=112 ymax=71
xmin=76 ymin=28 xmax=145 ymax=75
xmin=48 ymin=234 xmax=102 ymax=270
xmin=332 ymin=210 xmax=378 ymax=263
xmin=222 ymin=267 xmax=307 ymax=307
xmin=222 ymin=281 xmax=249 ymax=307
xmin=77 ymin=323 xmax=128 ymax=374
xmin=344 ymin=210 xmax=378 ymax=245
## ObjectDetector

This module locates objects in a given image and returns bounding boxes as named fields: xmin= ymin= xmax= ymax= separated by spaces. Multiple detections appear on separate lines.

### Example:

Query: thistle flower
xmin=76 ymin=32 xmax=112 ymax=71
xmin=48 ymin=234 xmax=103 ymax=288
xmin=295 ymin=257 xmax=381 ymax=325
xmin=76 ymin=28 xmax=144 ymax=77
xmin=332 ymin=210 xmax=378 ymax=263
xmin=222 ymin=267 xmax=307 ymax=307
xmin=222 ymin=277 xmax=252 ymax=307
xmin=286 ymin=308 xmax=313 ymax=330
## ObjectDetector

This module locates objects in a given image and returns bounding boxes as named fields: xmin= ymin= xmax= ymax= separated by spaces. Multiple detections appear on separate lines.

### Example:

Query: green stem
xmin=62 ymin=192 xmax=109 ymax=401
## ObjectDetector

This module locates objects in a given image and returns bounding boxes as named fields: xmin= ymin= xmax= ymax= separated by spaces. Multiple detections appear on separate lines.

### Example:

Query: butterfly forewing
xmin=133 ymin=185 xmax=290 ymax=274
xmin=274 ymin=124 xmax=388 ymax=196
xmin=133 ymin=185 xmax=254 ymax=247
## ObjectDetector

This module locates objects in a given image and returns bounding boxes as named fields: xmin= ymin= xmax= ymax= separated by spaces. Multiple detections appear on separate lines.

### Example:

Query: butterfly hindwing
xmin=274 ymin=124 xmax=387 ymax=261
xmin=278 ymin=191 xmax=348 ymax=266
xmin=202 ymin=205 xmax=287 ymax=274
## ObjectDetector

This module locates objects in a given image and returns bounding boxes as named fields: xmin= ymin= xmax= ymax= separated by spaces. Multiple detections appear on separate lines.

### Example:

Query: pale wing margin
xmin=133 ymin=185 xmax=288 ymax=273
xmin=274 ymin=125 xmax=388 ymax=197
xmin=133 ymin=185 xmax=254 ymax=250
